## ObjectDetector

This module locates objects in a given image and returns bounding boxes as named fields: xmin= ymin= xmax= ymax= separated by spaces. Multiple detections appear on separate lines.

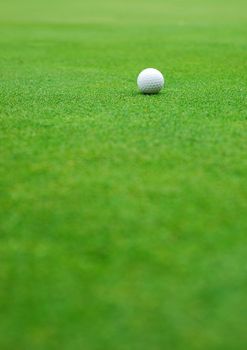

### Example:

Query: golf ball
xmin=137 ymin=68 xmax=165 ymax=94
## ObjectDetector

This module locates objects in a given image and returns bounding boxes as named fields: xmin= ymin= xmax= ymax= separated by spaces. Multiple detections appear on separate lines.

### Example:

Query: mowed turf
xmin=0 ymin=0 xmax=247 ymax=349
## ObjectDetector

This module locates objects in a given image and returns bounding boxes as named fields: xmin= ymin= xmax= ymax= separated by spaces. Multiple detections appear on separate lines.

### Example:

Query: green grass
xmin=0 ymin=0 xmax=247 ymax=349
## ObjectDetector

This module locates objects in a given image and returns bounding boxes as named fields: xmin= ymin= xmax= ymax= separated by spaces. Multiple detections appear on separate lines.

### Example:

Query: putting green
xmin=0 ymin=0 xmax=247 ymax=349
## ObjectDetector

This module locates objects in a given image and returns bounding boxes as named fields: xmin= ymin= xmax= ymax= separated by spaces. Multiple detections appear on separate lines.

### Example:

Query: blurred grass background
xmin=1 ymin=0 xmax=247 ymax=24
xmin=0 ymin=0 xmax=247 ymax=349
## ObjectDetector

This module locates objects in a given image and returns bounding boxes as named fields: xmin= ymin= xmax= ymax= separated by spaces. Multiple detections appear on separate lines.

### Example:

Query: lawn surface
xmin=0 ymin=0 xmax=247 ymax=349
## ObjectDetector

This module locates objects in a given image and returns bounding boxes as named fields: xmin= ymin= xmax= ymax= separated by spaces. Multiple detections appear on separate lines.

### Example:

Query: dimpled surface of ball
xmin=137 ymin=68 xmax=165 ymax=94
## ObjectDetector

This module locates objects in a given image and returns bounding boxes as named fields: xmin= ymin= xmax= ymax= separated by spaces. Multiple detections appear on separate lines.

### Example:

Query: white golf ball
xmin=137 ymin=68 xmax=165 ymax=94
